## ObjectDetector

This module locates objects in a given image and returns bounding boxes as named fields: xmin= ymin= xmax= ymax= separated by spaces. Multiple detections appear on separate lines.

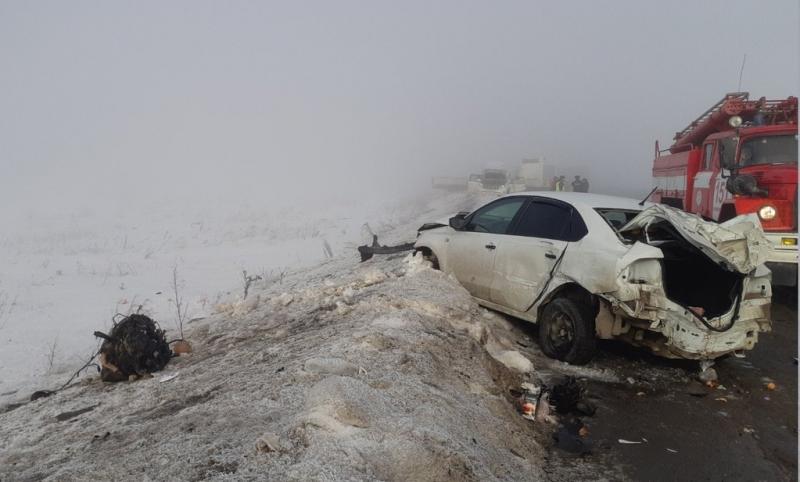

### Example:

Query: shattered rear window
xmin=595 ymin=208 xmax=640 ymax=232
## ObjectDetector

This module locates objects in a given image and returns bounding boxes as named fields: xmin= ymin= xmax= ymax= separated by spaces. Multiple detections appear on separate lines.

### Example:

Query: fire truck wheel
xmin=538 ymin=297 xmax=596 ymax=365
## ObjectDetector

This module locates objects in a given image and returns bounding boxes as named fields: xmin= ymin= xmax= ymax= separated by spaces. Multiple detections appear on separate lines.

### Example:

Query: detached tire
xmin=538 ymin=297 xmax=596 ymax=365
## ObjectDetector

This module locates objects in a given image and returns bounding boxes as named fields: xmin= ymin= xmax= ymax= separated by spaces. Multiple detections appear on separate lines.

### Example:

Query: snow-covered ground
xmin=0 ymin=190 xmax=573 ymax=479
xmin=0 ymin=190 xmax=629 ymax=481
xmin=0 ymin=191 xmax=469 ymax=391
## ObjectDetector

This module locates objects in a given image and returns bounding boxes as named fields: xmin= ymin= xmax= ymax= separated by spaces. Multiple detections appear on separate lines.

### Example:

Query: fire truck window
xmin=740 ymin=135 xmax=798 ymax=167
xmin=703 ymin=143 xmax=714 ymax=170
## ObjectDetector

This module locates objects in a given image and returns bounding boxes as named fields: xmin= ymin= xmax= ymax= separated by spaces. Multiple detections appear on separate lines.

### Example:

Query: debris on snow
xmin=94 ymin=314 xmax=172 ymax=382
xmin=357 ymin=234 xmax=415 ymax=262
xmin=171 ymin=340 xmax=192 ymax=356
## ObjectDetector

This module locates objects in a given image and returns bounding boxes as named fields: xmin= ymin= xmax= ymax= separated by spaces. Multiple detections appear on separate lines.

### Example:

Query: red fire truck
xmin=651 ymin=92 xmax=798 ymax=285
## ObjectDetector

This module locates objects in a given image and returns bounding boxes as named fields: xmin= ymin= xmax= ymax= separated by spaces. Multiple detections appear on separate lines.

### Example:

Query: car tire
xmin=417 ymin=249 xmax=440 ymax=270
xmin=538 ymin=297 xmax=596 ymax=365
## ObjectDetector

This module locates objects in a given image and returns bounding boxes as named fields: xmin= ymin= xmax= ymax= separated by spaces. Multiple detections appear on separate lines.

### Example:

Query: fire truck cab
xmin=652 ymin=92 xmax=798 ymax=286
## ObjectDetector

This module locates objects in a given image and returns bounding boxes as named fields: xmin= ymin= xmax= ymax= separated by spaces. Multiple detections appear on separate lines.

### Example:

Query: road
xmin=509 ymin=289 xmax=797 ymax=481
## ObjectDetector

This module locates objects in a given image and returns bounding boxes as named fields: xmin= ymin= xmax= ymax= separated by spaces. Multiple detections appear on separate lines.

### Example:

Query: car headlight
xmin=758 ymin=205 xmax=777 ymax=220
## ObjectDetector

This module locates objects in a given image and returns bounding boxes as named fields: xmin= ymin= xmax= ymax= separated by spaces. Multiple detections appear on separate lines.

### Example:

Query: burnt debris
xmin=94 ymin=314 xmax=172 ymax=382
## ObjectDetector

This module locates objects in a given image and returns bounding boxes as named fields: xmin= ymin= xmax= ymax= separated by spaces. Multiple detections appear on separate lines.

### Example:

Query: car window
xmin=595 ymin=208 xmax=641 ymax=231
xmin=512 ymin=201 xmax=583 ymax=240
xmin=466 ymin=198 xmax=525 ymax=234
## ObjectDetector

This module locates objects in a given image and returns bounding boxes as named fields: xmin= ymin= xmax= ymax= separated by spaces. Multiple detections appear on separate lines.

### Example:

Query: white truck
xmin=510 ymin=157 xmax=555 ymax=191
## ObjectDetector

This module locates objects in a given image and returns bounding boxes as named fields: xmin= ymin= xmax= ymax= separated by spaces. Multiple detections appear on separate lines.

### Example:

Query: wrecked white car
xmin=414 ymin=192 xmax=772 ymax=364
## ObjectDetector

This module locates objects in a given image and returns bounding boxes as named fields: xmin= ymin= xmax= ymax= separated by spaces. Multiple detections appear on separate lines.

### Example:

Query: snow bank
xmin=1 ymin=191 xmax=557 ymax=481
xmin=0 ymin=249 xmax=548 ymax=481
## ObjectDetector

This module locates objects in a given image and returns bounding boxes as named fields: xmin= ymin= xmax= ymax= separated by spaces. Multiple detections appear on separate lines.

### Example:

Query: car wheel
xmin=538 ymin=297 xmax=596 ymax=365
xmin=417 ymin=248 xmax=440 ymax=270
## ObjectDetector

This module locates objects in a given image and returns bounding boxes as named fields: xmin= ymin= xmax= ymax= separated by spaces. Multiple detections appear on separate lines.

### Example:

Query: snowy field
xmin=1 ymin=189 xmax=606 ymax=482
xmin=0 ymin=191 xmax=478 ymax=392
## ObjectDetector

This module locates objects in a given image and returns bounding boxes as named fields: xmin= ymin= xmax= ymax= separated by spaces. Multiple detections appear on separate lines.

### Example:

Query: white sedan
xmin=414 ymin=192 xmax=773 ymax=364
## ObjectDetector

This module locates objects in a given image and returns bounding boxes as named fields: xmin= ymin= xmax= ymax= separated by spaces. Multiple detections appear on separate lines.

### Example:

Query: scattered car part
xmin=357 ymin=235 xmax=415 ymax=262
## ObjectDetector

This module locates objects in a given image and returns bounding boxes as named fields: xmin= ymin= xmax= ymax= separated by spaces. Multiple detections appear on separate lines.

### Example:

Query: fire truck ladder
xmin=673 ymin=92 xmax=750 ymax=141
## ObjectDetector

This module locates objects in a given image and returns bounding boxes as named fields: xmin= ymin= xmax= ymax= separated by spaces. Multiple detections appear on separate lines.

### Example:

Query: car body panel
xmin=490 ymin=236 xmax=565 ymax=311
xmin=447 ymin=231 xmax=499 ymax=299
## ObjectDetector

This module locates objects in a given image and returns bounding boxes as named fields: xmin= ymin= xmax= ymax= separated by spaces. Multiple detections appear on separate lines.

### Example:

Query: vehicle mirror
xmin=449 ymin=214 xmax=468 ymax=230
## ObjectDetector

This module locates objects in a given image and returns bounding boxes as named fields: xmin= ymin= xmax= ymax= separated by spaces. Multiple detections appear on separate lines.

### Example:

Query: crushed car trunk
xmin=599 ymin=206 xmax=773 ymax=359
xmin=620 ymin=218 xmax=745 ymax=318
xmin=618 ymin=206 xmax=769 ymax=321
xmin=619 ymin=205 xmax=769 ymax=273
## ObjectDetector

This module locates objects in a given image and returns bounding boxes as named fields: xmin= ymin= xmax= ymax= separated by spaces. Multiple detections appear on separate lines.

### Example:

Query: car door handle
xmin=545 ymin=253 xmax=556 ymax=259
xmin=485 ymin=243 xmax=496 ymax=250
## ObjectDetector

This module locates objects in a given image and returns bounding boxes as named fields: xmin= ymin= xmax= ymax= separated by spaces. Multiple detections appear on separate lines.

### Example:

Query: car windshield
xmin=739 ymin=134 xmax=798 ymax=167
xmin=595 ymin=208 xmax=641 ymax=231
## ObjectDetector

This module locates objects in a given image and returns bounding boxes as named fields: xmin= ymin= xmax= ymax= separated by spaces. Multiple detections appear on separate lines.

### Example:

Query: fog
xmin=1 ymin=0 xmax=797 ymax=217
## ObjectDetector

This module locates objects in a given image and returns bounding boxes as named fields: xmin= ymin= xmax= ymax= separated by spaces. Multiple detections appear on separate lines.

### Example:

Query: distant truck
xmin=509 ymin=157 xmax=555 ymax=192
xmin=466 ymin=169 xmax=510 ymax=194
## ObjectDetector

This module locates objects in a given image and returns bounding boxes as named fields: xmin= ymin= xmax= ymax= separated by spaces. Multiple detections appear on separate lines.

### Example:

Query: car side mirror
xmin=449 ymin=214 xmax=468 ymax=230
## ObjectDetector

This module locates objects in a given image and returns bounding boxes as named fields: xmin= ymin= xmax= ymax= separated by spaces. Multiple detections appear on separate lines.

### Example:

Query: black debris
xmin=357 ymin=235 xmax=415 ymax=262
xmin=55 ymin=404 xmax=97 ymax=422
xmin=30 ymin=390 xmax=55 ymax=401
xmin=549 ymin=377 xmax=583 ymax=414
xmin=94 ymin=314 xmax=172 ymax=382
xmin=553 ymin=419 xmax=592 ymax=454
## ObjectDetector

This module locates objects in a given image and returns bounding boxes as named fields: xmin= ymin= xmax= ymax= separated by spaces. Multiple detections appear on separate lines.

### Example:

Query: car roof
xmin=500 ymin=191 xmax=646 ymax=211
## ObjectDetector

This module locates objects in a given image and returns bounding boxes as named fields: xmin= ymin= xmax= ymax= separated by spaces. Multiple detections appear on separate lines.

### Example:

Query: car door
xmin=447 ymin=197 xmax=526 ymax=300
xmin=490 ymin=199 xmax=587 ymax=313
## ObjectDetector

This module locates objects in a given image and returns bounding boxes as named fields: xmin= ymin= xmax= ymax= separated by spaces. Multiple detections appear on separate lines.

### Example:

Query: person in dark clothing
xmin=581 ymin=177 xmax=590 ymax=192
xmin=571 ymin=176 xmax=583 ymax=192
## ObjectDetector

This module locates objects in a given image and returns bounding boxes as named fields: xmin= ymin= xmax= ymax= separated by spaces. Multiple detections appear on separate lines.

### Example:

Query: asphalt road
xmin=512 ymin=289 xmax=797 ymax=481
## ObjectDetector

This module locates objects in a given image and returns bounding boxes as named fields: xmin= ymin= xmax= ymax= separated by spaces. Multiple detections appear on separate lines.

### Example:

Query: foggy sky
xmin=1 ymin=0 xmax=797 ymax=216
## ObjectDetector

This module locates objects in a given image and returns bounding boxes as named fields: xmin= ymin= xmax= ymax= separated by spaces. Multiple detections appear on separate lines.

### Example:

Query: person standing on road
xmin=581 ymin=176 xmax=590 ymax=192
xmin=555 ymin=176 xmax=566 ymax=191
xmin=571 ymin=175 xmax=583 ymax=192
